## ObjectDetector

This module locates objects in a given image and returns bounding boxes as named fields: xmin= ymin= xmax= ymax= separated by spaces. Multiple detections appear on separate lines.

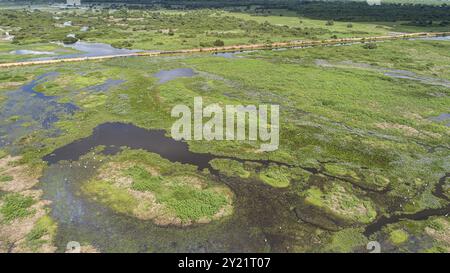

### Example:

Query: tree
xmin=362 ymin=43 xmax=377 ymax=50
xmin=213 ymin=39 xmax=224 ymax=47
xmin=62 ymin=36 xmax=78 ymax=45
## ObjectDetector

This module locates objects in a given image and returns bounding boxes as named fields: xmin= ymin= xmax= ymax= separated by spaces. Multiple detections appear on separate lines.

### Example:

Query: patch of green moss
xmin=0 ymin=175 xmax=13 ymax=183
xmin=424 ymin=245 xmax=449 ymax=253
xmin=325 ymin=228 xmax=368 ymax=252
xmin=389 ymin=229 xmax=409 ymax=245
xmin=302 ymin=183 xmax=377 ymax=224
xmin=259 ymin=165 xmax=291 ymax=188
xmin=8 ymin=115 xmax=21 ymax=122
xmin=324 ymin=163 xmax=360 ymax=181
xmin=81 ymin=180 xmax=138 ymax=215
xmin=0 ymin=193 xmax=35 ymax=223
xmin=324 ymin=163 xmax=390 ymax=191
xmin=161 ymin=186 xmax=228 ymax=221
xmin=83 ymin=150 xmax=233 ymax=223
xmin=26 ymin=215 xmax=57 ymax=251
xmin=126 ymin=165 xmax=229 ymax=221
xmin=209 ymin=159 xmax=250 ymax=178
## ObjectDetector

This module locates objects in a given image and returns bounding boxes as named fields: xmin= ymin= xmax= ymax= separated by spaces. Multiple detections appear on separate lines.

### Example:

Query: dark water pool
xmin=44 ymin=122 xmax=214 ymax=169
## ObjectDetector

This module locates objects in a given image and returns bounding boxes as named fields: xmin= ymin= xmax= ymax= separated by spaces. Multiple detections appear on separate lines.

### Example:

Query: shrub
xmin=62 ymin=36 xmax=78 ymax=44
xmin=362 ymin=43 xmax=378 ymax=49
xmin=213 ymin=39 xmax=225 ymax=47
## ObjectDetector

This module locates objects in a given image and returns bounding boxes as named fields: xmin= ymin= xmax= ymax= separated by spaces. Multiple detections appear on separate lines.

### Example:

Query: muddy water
xmin=364 ymin=173 xmax=450 ymax=236
xmin=41 ymin=122 xmax=314 ymax=252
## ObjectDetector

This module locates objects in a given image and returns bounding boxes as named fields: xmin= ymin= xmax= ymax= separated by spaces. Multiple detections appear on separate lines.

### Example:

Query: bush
xmin=213 ymin=39 xmax=225 ymax=47
xmin=326 ymin=20 xmax=334 ymax=26
xmin=362 ymin=43 xmax=378 ymax=49
xmin=62 ymin=36 xmax=78 ymax=44
xmin=347 ymin=23 xmax=353 ymax=28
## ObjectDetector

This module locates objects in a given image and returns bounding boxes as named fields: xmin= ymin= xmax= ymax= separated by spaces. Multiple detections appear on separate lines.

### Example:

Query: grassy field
xmin=1 ymin=6 xmax=449 ymax=57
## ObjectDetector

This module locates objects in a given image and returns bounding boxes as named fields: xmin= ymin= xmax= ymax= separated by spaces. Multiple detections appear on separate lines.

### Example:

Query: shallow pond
xmin=418 ymin=35 xmax=450 ymax=41
xmin=30 ymin=41 xmax=143 ymax=61
xmin=154 ymin=68 xmax=196 ymax=83
xmin=0 ymin=72 xmax=77 ymax=149
xmin=384 ymin=69 xmax=450 ymax=88
xmin=84 ymin=79 xmax=125 ymax=92
xmin=10 ymin=49 xmax=56 ymax=55
xmin=429 ymin=113 xmax=450 ymax=127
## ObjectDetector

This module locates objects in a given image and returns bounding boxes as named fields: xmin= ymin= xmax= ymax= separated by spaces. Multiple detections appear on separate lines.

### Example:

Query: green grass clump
xmin=0 ymin=193 xmax=35 ymax=223
xmin=259 ymin=165 xmax=291 ymax=188
xmin=162 ymin=186 xmax=228 ymax=221
xmin=303 ymin=187 xmax=324 ymax=207
xmin=303 ymin=184 xmax=377 ymax=224
xmin=325 ymin=228 xmax=368 ymax=252
xmin=26 ymin=215 xmax=57 ymax=251
xmin=389 ymin=229 xmax=409 ymax=245
xmin=209 ymin=159 xmax=250 ymax=178
xmin=82 ymin=150 xmax=233 ymax=222
xmin=0 ymin=150 xmax=7 ymax=159
xmin=127 ymin=166 xmax=163 ymax=193
xmin=81 ymin=180 xmax=138 ymax=215
xmin=0 ymin=175 xmax=13 ymax=182
xmin=324 ymin=164 xmax=360 ymax=181
xmin=126 ymin=165 xmax=229 ymax=221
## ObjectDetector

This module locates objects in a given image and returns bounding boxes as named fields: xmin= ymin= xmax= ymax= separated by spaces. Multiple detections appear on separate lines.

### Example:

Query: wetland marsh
xmin=0 ymin=2 xmax=449 ymax=253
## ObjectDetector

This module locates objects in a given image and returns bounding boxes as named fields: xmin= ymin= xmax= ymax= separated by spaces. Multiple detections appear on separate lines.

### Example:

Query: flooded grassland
xmin=0 ymin=38 xmax=449 ymax=252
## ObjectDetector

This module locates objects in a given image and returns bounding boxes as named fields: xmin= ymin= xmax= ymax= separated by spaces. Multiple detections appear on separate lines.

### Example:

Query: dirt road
xmin=1 ymin=32 xmax=449 ymax=69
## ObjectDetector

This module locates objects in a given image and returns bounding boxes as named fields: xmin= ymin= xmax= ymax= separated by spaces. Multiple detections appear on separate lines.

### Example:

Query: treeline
xmin=291 ymin=1 xmax=450 ymax=22
xmin=76 ymin=0 xmax=450 ymax=22
xmin=6 ymin=0 xmax=450 ymax=22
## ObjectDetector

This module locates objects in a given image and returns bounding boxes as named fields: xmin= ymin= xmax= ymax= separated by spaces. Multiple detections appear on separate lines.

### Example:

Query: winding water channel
xmin=39 ymin=122 xmax=450 ymax=252
xmin=41 ymin=122 xmax=317 ymax=252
